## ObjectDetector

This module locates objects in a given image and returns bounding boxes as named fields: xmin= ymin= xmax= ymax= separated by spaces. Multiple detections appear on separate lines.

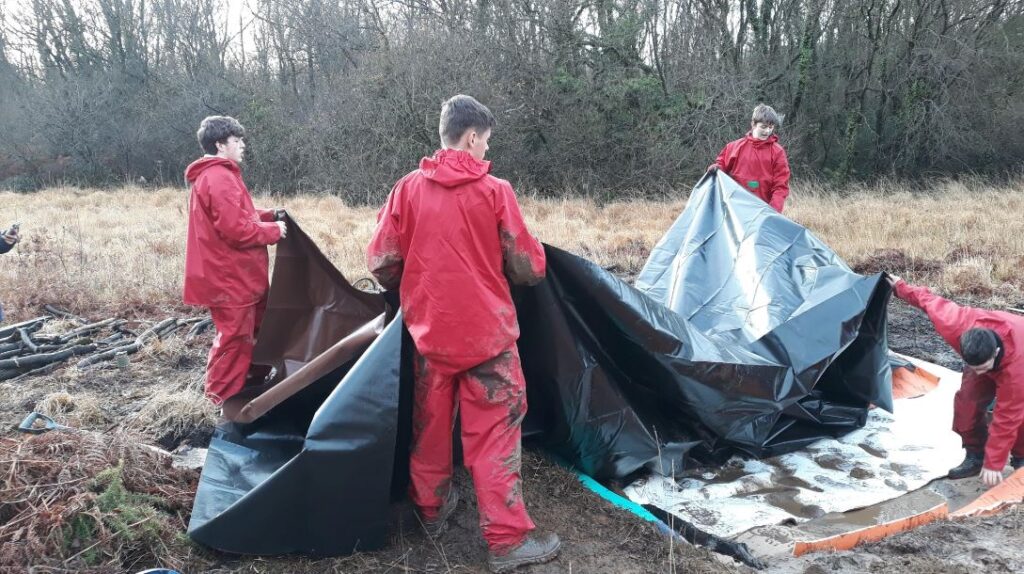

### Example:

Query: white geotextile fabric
xmin=623 ymin=358 xmax=964 ymax=539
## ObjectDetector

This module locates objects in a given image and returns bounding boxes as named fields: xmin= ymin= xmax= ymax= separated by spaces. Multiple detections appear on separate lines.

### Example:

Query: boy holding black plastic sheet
xmin=366 ymin=95 xmax=560 ymax=573
xmin=184 ymin=116 xmax=287 ymax=406
xmin=888 ymin=274 xmax=1024 ymax=487
xmin=707 ymin=104 xmax=792 ymax=212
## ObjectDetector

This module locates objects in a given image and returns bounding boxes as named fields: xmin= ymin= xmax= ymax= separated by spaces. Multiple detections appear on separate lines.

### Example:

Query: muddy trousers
xmin=954 ymin=372 xmax=1024 ymax=458
xmin=409 ymin=345 xmax=535 ymax=551
xmin=204 ymin=297 xmax=267 ymax=405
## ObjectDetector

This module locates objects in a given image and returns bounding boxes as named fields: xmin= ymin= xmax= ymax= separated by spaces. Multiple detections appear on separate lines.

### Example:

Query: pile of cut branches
xmin=0 ymin=431 xmax=198 ymax=572
xmin=0 ymin=305 xmax=211 ymax=382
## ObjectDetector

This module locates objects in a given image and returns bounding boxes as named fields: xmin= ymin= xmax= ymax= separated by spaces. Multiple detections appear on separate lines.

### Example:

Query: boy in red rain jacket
xmin=889 ymin=275 xmax=1024 ymax=487
xmin=708 ymin=103 xmax=792 ymax=212
xmin=183 ymin=116 xmax=286 ymax=405
xmin=367 ymin=95 xmax=560 ymax=573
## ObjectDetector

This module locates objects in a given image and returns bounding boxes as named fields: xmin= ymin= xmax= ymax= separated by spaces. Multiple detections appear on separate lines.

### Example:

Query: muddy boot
xmin=1011 ymin=456 xmax=1024 ymax=470
xmin=488 ymin=531 xmax=561 ymax=573
xmin=948 ymin=451 xmax=984 ymax=479
xmin=420 ymin=488 xmax=459 ymax=537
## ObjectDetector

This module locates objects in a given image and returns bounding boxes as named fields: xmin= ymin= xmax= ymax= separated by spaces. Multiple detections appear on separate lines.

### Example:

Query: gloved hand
xmin=981 ymin=467 xmax=1003 ymax=487
xmin=706 ymin=164 xmax=719 ymax=173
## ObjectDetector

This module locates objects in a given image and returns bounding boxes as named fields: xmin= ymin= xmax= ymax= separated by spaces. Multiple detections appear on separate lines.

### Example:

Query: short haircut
xmin=961 ymin=328 xmax=999 ymax=366
xmin=439 ymin=95 xmax=496 ymax=148
xmin=751 ymin=104 xmax=782 ymax=127
xmin=197 ymin=116 xmax=245 ymax=155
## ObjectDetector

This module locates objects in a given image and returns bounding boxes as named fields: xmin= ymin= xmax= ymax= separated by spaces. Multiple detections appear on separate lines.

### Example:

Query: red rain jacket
xmin=713 ymin=133 xmax=791 ymax=212
xmin=367 ymin=149 xmax=546 ymax=373
xmin=183 ymin=156 xmax=281 ymax=308
xmin=894 ymin=280 xmax=1024 ymax=470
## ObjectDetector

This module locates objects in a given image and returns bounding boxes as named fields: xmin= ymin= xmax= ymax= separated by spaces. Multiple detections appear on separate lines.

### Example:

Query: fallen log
xmin=0 ymin=347 xmax=24 ymax=360
xmin=76 ymin=317 xmax=176 ymax=369
xmin=18 ymin=328 xmax=38 ymax=353
xmin=76 ymin=342 xmax=140 ymax=368
xmin=0 ymin=344 xmax=97 ymax=371
xmin=155 ymin=319 xmax=183 ymax=339
xmin=56 ymin=318 xmax=117 ymax=344
xmin=8 ymin=361 xmax=61 ymax=382
xmin=0 ymin=342 xmax=21 ymax=354
xmin=97 ymin=332 xmax=126 ymax=346
xmin=0 ymin=317 xmax=48 ymax=340
xmin=0 ymin=368 xmax=25 ymax=380
xmin=114 ymin=323 xmax=138 ymax=338
xmin=33 ymin=338 xmax=93 ymax=353
xmin=43 ymin=304 xmax=89 ymax=324
xmin=186 ymin=317 xmax=213 ymax=340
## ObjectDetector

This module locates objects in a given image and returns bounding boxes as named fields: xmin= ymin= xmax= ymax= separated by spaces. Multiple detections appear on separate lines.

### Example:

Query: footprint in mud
xmin=884 ymin=477 xmax=908 ymax=491
xmin=850 ymin=466 xmax=875 ymax=480
xmin=764 ymin=492 xmax=825 ymax=519
xmin=858 ymin=442 xmax=888 ymax=458
xmin=775 ymin=474 xmax=825 ymax=492
xmin=814 ymin=454 xmax=848 ymax=471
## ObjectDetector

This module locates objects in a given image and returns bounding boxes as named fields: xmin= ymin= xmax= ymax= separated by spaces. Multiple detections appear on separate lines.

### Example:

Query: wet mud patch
xmin=850 ymin=249 xmax=943 ymax=277
xmin=887 ymin=299 xmax=962 ymax=369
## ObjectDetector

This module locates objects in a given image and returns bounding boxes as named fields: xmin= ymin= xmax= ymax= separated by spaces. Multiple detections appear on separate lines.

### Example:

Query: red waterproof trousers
xmin=409 ymin=344 xmax=535 ymax=551
xmin=205 ymin=296 xmax=267 ymax=405
xmin=955 ymin=372 xmax=1024 ymax=459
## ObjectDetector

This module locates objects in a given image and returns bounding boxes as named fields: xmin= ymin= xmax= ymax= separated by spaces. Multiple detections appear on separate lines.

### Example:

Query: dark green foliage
xmin=0 ymin=0 xmax=1021 ymax=201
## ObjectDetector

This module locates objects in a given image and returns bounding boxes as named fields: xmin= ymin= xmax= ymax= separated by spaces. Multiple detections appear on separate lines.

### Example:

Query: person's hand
xmin=981 ymin=467 xmax=1004 ymax=487
xmin=885 ymin=273 xmax=901 ymax=287
xmin=276 ymin=221 xmax=288 ymax=239
xmin=274 ymin=208 xmax=287 ymax=221
xmin=706 ymin=164 xmax=719 ymax=173
xmin=3 ymin=229 xmax=19 ymax=245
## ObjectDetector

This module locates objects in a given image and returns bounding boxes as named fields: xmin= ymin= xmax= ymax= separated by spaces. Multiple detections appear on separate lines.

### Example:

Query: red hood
xmin=185 ymin=156 xmax=240 ymax=183
xmin=419 ymin=149 xmax=491 ymax=188
xmin=744 ymin=132 xmax=779 ymax=148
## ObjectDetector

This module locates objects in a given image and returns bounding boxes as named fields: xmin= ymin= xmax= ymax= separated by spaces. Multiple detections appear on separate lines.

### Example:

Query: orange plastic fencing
xmin=891 ymin=365 xmax=940 ymax=400
xmin=792 ymin=502 xmax=948 ymax=556
xmin=950 ymin=467 xmax=1024 ymax=518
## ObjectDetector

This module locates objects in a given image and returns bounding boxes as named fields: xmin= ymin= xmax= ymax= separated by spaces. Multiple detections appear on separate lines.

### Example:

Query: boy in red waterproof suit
xmin=183 ymin=116 xmax=287 ymax=405
xmin=366 ymin=95 xmax=560 ymax=573
xmin=707 ymin=103 xmax=792 ymax=212
xmin=888 ymin=275 xmax=1024 ymax=486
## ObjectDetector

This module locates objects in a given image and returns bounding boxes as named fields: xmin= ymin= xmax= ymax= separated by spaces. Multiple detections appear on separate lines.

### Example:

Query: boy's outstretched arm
xmin=889 ymin=276 xmax=984 ymax=353
xmin=496 ymin=183 xmax=545 ymax=286
xmin=367 ymin=186 xmax=405 ymax=291
xmin=708 ymin=144 xmax=730 ymax=173
xmin=205 ymin=171 xmax=282 ymax=248
xmin=769 ymin=148 xmax=791 ymax=212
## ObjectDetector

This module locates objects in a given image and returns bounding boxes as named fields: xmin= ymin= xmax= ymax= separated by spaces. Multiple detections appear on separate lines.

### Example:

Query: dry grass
xmin=1 ymin=179 xmax=1023 ymax=320
xmin=34 ymin=391 xmax=110 ymax=427
xmin=127 ymin=389 xmax=217 ymax=442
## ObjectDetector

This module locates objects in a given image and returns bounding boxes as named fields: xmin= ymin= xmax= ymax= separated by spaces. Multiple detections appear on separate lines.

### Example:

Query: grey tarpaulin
xmin=188 ymin=173 xmax=892 ymax=555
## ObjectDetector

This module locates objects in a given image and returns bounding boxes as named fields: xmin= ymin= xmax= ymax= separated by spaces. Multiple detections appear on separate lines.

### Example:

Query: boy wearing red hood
xmin=707 ymin=103 xmax=792 ymax=212
xmin=366 ymin=95 xmax=559 ymax=573
xmin=183 ymin=116 xmax=286 ymax=405
xmin=888 ymin=275 xmax=1024 ymax=487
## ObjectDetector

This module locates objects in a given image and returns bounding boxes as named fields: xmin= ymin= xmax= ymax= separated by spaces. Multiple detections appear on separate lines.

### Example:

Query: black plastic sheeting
xmin=189 ymin=172 xmax=893 ymax=556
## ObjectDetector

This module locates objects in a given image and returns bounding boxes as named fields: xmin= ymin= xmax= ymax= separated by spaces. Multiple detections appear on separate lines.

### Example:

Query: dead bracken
xmin=0 ymin=431 xmax=198 ymax=573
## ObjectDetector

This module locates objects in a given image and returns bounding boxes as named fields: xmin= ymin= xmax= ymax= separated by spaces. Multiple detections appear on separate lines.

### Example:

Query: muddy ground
xmin=2 ymin=298 xmax=1024 ymax=573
